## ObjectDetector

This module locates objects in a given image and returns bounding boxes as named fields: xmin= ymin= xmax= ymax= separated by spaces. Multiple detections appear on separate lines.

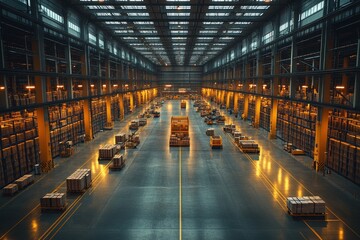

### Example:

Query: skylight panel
xmin=198 ymin=37 xmax=213 ymax=40
xmin=171 ymin=30 xmax=188 ymax=34
xmin=96 ymin=13 xmax=111 ymax=16
xmin=114 ymin=30 xmax=134 ymax=33
xmin=146 ymin=37 xmax=160 ymax=40
xmin=200 ymin=30 xmax=218 ymax=34
xmin=244 ymin=12 xmax=263 ymax=17
xmin=105 ymin=21 xmax=123 ymax=24
xmin=226 ymin=30 xmax=242 ymax=34
xmin=121 ymin=5 xmax=146 ymax=9
xmin=234 ymin=21 xmax=251 ymax=25
xmin=208 ymin=5 xmax=234 ymax=10
xmin=87 ymin=5 xmax=115 ymax=10
xmin=140 ymin=30 xmax=158 ymax=34
xmin=203 ymin=22 xmax=224 ymax=25
xmin=166 ymin=6 xmax=191 ymax=9
xmin=169 ymin=21 xmax=189 ymax=25
xmin=206 ymin=12 xmax=229 ymax=16
xmin=128 ymin=12 xmax=149 ymax=16
xmin=123 ymin=37 xmax=137 ymax=40
xmin=167 ymin=12 xmax=190 ymax=17
xmin=134 ymin=21 xmax=154 ymax=25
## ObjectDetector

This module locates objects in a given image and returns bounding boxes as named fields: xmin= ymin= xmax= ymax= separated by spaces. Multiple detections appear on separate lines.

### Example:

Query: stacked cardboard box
xmin=206 ymin=128 xmax=215 ymax=136
xmin=3 ymin=183 xmax=18 ymax=196
xmin=139 ymin=118 xmax=147 ymax=126
xmin=98 ymin=144 xmax=117 ymax=159
xmin=286 ymin=196 xmax=326 ymax=215
xmin=40 ymin=193 xmax=66 ymax=210
xmin=115 ymin=133 xmax=127 ymax=144
xmin=238 ymin=140 xmax=260 ymax=153
xmin=14 ymin=174 xmax=34 ymax=189
xmin=66 ymin=169 xmax=92 ymax=192
xmin=112 ymin=154 xmax=125 ymax=168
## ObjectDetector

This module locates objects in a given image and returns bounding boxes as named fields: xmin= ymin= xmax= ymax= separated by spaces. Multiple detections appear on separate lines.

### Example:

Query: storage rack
xmin=49 ymin=103 xmax=84 ymax=158
xmin=260 ymin=98 xmax=271 ymax=131
xmin=277 ymin=101 xmax=317 ymax=157
xmin=111 ymin=96 xmax=121 ymax=121
xmin=170 ymin=116 xmax=190 ymax=147
xmin=91 ymin=98 xmax=106 ymax=135
xmin=0 ymin=111 xmax=39 ymax=188
xmin=328 ymin=110 xmax=360 ymax=184
xmin=248 ymin=95 xmax=256 ymax=121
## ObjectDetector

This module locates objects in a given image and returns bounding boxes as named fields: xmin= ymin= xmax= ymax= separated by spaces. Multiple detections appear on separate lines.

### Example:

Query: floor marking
xmin=179 ymin=146 xmax=182 ymax=240
xmin=303 ymin=220 xmax=323 ymax=240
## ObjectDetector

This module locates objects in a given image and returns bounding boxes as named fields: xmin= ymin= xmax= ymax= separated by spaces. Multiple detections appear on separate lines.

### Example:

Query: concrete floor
xmin=0 ymin=99 xmax=360 ymax=240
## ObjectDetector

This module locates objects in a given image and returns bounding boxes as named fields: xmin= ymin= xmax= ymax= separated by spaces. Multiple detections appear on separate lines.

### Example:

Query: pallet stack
xmin=170 ymin=116 xmax=190 ymax=147
xmin=206 ymin=128 xmax=215 ymax=136
xmin=286 ymin=196 xmax=326 ymax=215
xmin=14 ymin=174 xmax=34 ymax=189
xmin=66 ymin=169 xmax=92 ymax=192
xmin=115 ymin=133 xmax=127 ymax=144
xmin=139 ymin=118 xmax=147 ymax=126
xmin=238 ymin=140 xmax=260 ymax=153
xmin=98 ymin=144 xmax=117 ymax=160
xmin=110 ymin=154 xmax=125 ymax=170
xmin=40 ymin=193 xmax=66 ymax=210
xmin=2 ymin=183 xmax=18 ymax=196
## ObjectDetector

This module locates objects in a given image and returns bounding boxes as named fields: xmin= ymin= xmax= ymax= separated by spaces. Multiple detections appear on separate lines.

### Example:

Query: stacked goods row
xmin=286 ymin=196 xmax=326 ymax=215
xmin=2 ymin=183 xmax=18 ymax=196
xmin=277 ymin=101 xmax=317 ymax=157
xmin=14 ymin=174 xmax=34 ymax=189
xmin=237 ymin=95 xmax=244 ymax=117
xmin=66 ymin=169 xmax=92 ymax=192
xmin=0 ymin=112 xmax=39 ymax=188
xmin=126 ymin=134 xmax=140 ymax=148
xmin=40 ymin=193 xmax=66 ymax=210
xmin=260 ymin=98 xmax=271 ymax=131
xmin=181 ymin=101 xmax=186 ymax=108
xmin=170 ymin=116 xmax=190 ymax=147
xmin=46 ymin=90 xmax=68 ymax=102
xmin=91 ymin=98 xmax=106 ymax=134
xmin=210 ymin=136 xmax=222 ymax=149
xmin=49 ymin=103 xmax=84 ymax=158
xmin=328 ymin=110 xmax=360 ymax=184
xmin=8 ymin=93 xmax=36 ymax=107
xmin=98 ymin=144 xmax=117 ymax=160
xmin=206 ymin=128 xmax=215 ymax=136
xmin=115 ymin=133 xmax=127 ymax=144
xmin=238 ymin=140 xmax=260 ymax=153
xmin=110 ymin=154 xmax=125 ymax=170
xmin=123 ymin=95 xmax=131 ymax=114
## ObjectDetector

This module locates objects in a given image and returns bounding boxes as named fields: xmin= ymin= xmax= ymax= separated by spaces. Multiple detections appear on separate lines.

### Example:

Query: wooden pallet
xmin=41 ymin=204 xmax=67 ymax=212
xmin=109 ymin=163 xmax=125 ymax=171
xmin=288 ymin=210 xmax=326 ymax=218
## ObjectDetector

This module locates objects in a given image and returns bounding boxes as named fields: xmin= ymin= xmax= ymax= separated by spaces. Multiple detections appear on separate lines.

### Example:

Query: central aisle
xmin=52 ymin=99 xmax=360 ymax=240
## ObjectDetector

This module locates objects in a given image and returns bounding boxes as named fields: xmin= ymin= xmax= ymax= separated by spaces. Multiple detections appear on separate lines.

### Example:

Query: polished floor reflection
xmin=0 ymin=100 xmax=359 ymax=240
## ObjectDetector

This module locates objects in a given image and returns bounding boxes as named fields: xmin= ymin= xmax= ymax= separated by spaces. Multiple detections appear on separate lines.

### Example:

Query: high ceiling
xmin=71 ymin=0 xmax=284 ymax=66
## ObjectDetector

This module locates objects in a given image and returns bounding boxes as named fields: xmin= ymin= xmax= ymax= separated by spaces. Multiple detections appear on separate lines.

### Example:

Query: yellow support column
xmin=32 ymin=39 xmax=52 ymax=172
xmin=119 ymin=94 xmax=125 ymax=120
xmin=129 ymin=92 xmax=134 ymax=111
xmin=269 ymin=53 xmax=280 ymax=139
xmin=243 ymin=95 xmax=249 ymax=120
xmin=80 ymin=51 xmax=93 ymax=141
xmin=314 ymin=108 xmax=329 ymax=172
xmin=254 ymin=97 xmax=261 ymax=128
xmin=233 ymin=93 xmax=239 ymax=115
xmin=105 ymin=60 xmax=112 ymax=126
xmin=226 ymin=92 xmax=231 ymax=109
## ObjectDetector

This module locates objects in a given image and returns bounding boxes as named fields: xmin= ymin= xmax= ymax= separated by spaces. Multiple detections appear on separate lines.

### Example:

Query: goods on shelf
xmin=2 ymin=183 xmax=18 ymax=196
xmin=98 ymin=144 xmax=117 ymax=160
xmin=238 ymin=140 xmax=260 ymax=153
xmin=110 ymin=154 xmax=125 ymax=170
xmin=14 ymin=174 xmax=34 ymax=189
xmin=66 ymin=169 xmax=92 ymax=192
xmin=170 ymin=116 xmax=190 ymax=147
xmin=0 ymin=112 xmax=39 ymax=188
xmin=206 ymin=128 xmax=215 ymax=136
xmin=91 ymin=98 xmax=106 ymax=134
xmin=286 ymin=196 xmax=326 ymax=216
xmin=210 ymin=136 xmax=223 ymax=149
xmin=40 ymin=193 xmax=66 ymax=211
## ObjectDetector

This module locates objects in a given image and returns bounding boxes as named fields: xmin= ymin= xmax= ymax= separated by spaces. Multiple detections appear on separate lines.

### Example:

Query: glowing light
xmin=125 ymin=84 xmax=129 ymax=87
xmin=102 ymin=84 xmax=107 ymax=88
xmin=0 ymin=86 xmax=5 ymax=90
xmin=165 ymin=84 xmax=172 ymax=87
xmin=335 ymin=86 xmax=345 ymax=89
xmin=284 ymin=176 xmax=289 ymax=195
xmin=297 ymin=187 xmax=303 ymax=197
xmin=78 ymin=84 xmax=83 ymax=88
xmin=56 ymin=85 xmax=64 ymax=88
xmin=31 ymin=219 xmax=38 ymax=232
xmin=238 ymin=84 xmax=243 ymax=87
xmin=113 ymin=84 xmax=118 ymax=87
xmin=302 ymin=85 xmax=308 ymax=88
xmin=277 ymin=168 xmax=282 ymax=184
xmin=339 ymin=227 xmax=344 ymax=240
xmin=26 ymin=86 xmax=35 ymax=89
xmin=90 ymin=84 xmax=95 ymax=88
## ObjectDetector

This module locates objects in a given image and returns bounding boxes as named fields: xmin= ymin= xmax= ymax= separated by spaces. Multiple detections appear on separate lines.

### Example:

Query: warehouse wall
xmin=159 ymin=66 xmax=202 ymax=94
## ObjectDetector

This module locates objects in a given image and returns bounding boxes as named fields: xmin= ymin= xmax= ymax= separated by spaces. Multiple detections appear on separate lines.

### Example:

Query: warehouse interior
xmin=0 ymin=0 xmax=360 ymax=239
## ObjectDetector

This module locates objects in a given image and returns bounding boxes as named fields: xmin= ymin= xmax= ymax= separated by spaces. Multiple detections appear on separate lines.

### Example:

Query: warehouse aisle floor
xmin=1 ymin=99 xmax=360 ymax=240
